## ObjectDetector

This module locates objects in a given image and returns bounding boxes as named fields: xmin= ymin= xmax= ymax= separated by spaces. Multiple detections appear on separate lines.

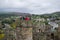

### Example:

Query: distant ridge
xmin=41 ymin=12 xmax=60 ymax=18
xmin=0 ymin=12 xmax=32 ymax=17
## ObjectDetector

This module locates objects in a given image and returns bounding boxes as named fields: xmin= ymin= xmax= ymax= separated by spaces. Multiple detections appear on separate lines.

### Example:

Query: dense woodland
xmin=0 ymin=12 xmax=60 ymax=40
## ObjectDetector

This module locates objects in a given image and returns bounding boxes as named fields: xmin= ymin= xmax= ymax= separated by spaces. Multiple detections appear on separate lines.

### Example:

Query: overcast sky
xmin=0 ymin=0 xmax=60 ymax=14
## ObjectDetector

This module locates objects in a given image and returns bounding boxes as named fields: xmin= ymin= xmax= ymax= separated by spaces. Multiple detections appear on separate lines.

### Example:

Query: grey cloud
xmin=0 ymin=0 xmax=60 ymax=14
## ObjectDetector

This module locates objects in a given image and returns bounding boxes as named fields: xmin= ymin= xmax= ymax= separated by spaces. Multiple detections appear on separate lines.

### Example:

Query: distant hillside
xmin=0 ymin=12 xmax=32 ymax=17
xmin=40 ymin=12 xmax=60 ymax=18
